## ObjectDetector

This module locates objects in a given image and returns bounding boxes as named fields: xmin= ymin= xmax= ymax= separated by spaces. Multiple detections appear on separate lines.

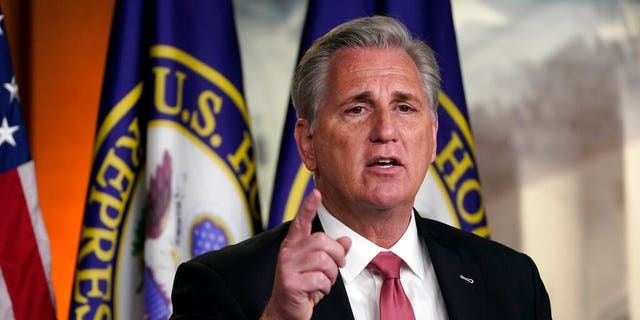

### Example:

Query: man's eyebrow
xmin=351 ymin=92 xmax=372 ymax=102
xmin=393 ymin=91 xmax=414 ymax=101
xmin=347 ymin=91 xmax=416 ymax=103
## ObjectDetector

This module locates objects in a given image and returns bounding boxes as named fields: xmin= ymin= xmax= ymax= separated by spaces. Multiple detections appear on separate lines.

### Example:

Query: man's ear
xmin=294 ymin=119 xmax=317 ymax=171
xmin=430 ymin=119 xmax=439 ymax=163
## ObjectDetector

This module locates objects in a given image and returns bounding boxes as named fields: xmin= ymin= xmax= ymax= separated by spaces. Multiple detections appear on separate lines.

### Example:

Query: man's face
xmin=295 ymin=47 xmax=438 ymax=214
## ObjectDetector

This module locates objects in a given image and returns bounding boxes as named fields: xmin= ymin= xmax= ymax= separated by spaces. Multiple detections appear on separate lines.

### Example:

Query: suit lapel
xmin=312 ymin=273 xmax=355 ymax=320
xmin=416 ymin=215 xmax=484 ymax=320
xmin=310 ymin=216 xmax=355 ymax=320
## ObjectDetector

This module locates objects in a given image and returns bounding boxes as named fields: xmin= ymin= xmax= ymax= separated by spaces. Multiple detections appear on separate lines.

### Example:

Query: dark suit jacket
xmin=170 ymin=213 xmax=551 ymax=319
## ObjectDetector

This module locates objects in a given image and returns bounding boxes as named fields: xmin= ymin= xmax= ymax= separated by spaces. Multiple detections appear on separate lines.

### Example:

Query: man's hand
xmin=262 ymin=190 xmax=352 ymax=320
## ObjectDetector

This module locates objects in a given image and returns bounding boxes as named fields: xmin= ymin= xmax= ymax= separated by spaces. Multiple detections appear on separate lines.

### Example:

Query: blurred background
xmin=0 ymin=0 xmax=638 ymax=319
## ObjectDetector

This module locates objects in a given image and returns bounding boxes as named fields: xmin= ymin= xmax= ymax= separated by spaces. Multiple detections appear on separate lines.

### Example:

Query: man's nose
xmin=370 ymin=108 xmax=397 ymax=143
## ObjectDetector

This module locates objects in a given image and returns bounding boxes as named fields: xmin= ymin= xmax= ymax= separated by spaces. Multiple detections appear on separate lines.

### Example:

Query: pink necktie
xmin=368 ymin=252 xmax=416 ymax=320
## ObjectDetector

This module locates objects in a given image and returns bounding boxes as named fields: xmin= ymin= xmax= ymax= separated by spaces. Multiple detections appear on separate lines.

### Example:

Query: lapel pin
xmin=459 ymin=274 xmax=474 ymax=284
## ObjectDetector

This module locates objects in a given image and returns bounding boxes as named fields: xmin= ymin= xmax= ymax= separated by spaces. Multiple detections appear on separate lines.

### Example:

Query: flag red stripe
xmin=0 ymin=169 xmax=55 ymax=319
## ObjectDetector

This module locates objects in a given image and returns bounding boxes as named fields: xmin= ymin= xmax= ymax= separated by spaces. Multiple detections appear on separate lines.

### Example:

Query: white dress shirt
xmin=317 ymin=204 xmax=448 ymax=320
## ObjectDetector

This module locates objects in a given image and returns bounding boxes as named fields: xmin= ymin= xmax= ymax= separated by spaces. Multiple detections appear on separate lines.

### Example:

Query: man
xmin=170 ymin=16 xmax=551 ymax=320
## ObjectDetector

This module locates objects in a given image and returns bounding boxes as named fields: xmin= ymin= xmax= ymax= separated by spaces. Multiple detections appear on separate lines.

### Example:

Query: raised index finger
xmin=286 ymin=189 xmax=321 ymax=241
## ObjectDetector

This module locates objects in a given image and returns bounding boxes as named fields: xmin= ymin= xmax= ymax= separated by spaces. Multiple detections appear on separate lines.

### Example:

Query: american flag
xmin=0 ymin=8 xmax=56 ymax=320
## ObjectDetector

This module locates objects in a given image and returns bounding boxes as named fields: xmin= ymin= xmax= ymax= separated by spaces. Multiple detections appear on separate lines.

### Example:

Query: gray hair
xmin=291 ymin=15 xmax=441 ymax=129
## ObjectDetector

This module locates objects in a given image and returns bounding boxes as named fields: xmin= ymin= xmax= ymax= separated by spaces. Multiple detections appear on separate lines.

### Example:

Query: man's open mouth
xmin=368 ymin=158 xmax=400 ymax=168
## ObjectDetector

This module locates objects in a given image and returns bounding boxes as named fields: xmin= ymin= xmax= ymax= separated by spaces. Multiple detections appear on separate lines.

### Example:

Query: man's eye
xmin=398 ymin=104 xmax=414 ymax=112
xmin=347 ymin=106 xmax=364 ymax=114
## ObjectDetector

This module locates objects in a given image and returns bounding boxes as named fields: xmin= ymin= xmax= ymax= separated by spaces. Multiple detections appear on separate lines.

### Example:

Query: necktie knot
xmin=368 ymin=251 xmax=402 ymax=279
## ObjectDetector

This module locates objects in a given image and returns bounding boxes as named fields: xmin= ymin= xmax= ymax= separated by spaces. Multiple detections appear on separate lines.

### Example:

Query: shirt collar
xmin=317 ymin=204 xmax=426 ymax=284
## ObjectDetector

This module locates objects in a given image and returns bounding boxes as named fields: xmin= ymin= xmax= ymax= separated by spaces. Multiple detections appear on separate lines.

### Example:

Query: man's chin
xmin=362 ymin=191 xmax=415 ymax=212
